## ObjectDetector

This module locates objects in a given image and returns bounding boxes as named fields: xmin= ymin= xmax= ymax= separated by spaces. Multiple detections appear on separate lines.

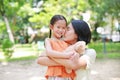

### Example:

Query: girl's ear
xmin=50 ymin=24 xmax=53 ymax=30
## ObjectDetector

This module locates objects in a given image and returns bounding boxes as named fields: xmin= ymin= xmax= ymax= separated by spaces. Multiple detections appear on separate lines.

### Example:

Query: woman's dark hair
xmin=71 ymin=20 xmax=91 ymax=45
xmin=49 ymin=15 xmax=67 ymax=38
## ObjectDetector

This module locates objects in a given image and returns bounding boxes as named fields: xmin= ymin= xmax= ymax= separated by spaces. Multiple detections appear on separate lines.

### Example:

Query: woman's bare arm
xmin=38 ymin=49 xmax=86 ymax=69
xmin=37 ymin=51 xmax=87 ymax=70
xmin=52 ymin=49 xmax=96 ymax=70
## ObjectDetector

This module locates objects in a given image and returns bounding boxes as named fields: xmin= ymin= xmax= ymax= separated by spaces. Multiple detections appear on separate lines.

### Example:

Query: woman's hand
xmin=70 ymin=52 xmax=87 ymax=70
xmin=70 ymin=52 xmax=79 ymax=61
xmin=69 ymin=52 xmax=80 ymax=70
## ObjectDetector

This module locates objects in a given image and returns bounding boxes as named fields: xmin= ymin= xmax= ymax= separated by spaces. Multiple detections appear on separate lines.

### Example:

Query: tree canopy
xmin=0 ymin=0 xmax=119 ymax=43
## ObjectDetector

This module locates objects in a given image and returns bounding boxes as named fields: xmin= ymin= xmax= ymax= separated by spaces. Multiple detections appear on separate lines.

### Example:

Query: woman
xmin=37 ymin=20 xmax=96 ymax=80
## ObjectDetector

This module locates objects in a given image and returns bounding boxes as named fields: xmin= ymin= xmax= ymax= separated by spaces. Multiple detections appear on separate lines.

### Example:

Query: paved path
xmin=0 ymin=59 xmax=120 ymax=80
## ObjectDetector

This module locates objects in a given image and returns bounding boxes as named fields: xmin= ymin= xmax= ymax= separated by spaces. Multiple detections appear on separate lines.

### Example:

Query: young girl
xmin=44 ymin=15 xmax=86 ymax=80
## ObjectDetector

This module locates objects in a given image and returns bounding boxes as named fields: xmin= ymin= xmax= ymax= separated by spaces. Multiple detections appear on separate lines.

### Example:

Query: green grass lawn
xmin=88 ymin=42 xmax=120 ymax=53
xmin=96 ymin=52 xmax=120 ymax=59
xmin=0 ymin=42 xmax=120 ymax=62
xmin=7 ymin=56 xmax=38 ymax=62
xmin=3 ymin=52 xmax=120 ymax=62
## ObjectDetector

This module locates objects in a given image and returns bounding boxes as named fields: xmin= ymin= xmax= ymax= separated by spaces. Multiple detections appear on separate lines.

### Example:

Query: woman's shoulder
xmin=86 ymin=48 xmax=96 ymax=52
xmin=85 ymin=48 xmax=96 ymax=56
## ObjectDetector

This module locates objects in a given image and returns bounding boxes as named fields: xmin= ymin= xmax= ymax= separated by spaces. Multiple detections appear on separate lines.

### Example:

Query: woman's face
xmin=63 ymin=23 xmax=78 ymax=44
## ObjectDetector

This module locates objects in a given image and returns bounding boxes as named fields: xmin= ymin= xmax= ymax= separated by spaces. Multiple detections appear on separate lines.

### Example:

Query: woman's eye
xmin=67 ymin=28 xmax=70 ymax=31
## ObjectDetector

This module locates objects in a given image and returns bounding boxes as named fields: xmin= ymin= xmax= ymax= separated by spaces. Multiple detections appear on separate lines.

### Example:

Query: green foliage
xmin=0 ymin=0 xmax=120 ymax=43
xmin=0 ymin=20 xmax=6 ymax=33
xmin=92 ymin=29 xmax=100 ymax=41
xmin=88 ymin=0 xmax=120 ymax=25
xmin=2 ymin=39 xmax=14 ymax=59
xmin=17 ymin=3 xmax=35 ymax=18
xmin=28 ymin=0 xmax=90 ymax=29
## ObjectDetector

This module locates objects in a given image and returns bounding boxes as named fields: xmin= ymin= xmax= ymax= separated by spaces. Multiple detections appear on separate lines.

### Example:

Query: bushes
xmin=2 ymin=39 xmax=14 ymax=59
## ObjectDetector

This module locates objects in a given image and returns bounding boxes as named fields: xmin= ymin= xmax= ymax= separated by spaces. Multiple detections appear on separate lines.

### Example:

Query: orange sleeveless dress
xmin=45 ymin=39 xmax=76 ymax=80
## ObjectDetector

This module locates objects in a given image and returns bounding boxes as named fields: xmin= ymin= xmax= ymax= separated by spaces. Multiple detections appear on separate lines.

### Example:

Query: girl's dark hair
xmin=49 ymin=15 xmax=67 ymax=38
xmin=71 ymin=20 xmax=91 ymax=45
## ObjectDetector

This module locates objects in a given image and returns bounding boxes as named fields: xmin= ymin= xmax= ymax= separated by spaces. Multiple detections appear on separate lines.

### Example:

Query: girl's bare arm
xmin=45 ymin=38 xmax=72 ymax=58
xmin=37 ymin=51 xmax=60 ymax=66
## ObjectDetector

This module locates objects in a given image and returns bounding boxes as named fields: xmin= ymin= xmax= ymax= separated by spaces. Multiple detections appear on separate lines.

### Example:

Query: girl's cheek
xmin=63 ymin=30 xmax=66 ymax=35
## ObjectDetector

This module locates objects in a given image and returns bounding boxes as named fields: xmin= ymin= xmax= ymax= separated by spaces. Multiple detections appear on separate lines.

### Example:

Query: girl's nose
xmin=59 ymin=29 xmax=63 ymax=32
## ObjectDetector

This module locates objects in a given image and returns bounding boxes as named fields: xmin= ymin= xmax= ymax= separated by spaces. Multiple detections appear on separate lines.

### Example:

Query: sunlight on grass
xmin=8 ymin=56 xmax=37 ymax=62
xmin=0 ymin=56 xmax=37 ymax=65
xmin=0 ymin=43 xmax=44 ymax=61
xmin=96 ymin=53 xmax=120 ymax=59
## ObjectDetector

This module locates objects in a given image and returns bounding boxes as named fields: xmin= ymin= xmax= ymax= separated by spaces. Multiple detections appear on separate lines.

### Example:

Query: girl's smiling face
xmin=50 ymin=20 xmax=67 ymax=39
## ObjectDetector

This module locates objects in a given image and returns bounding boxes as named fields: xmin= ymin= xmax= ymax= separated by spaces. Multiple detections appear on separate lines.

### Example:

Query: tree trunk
xmin=111 ymin=16 xmax=114 ymax=38
xmin=3 ymin=15 xmax=15 ymax=43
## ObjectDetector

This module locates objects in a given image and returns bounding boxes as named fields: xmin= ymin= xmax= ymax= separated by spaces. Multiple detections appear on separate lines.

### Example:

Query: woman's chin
xmin=64 ymin=39 xmax=70 ymax=43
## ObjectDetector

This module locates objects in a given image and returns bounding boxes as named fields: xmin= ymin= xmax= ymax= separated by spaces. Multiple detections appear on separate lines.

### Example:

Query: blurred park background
xmin=0 ymin=0 xmax=120 ymax=80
